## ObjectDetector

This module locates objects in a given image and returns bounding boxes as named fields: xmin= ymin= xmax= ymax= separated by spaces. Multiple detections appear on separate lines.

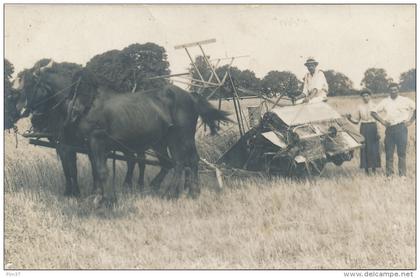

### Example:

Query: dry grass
xmin=4 ymin=93 xmax=416 ymax=269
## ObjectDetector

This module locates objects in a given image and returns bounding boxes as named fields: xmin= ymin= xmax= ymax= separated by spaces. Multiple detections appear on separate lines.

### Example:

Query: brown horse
xmin=67 ymin=69 xmax=231 ymax=206
xmin=12 ymin=60 xmax=152 ymax=196
xmin=13 ymin=60 xmax=85 ymax=196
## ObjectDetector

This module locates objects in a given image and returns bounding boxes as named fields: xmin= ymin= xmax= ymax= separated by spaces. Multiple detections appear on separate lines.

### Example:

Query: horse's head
xmin=14 ymin=59 xmax=85 ymax=134
xmin=14 ymin=60 xmax=56 ymax=118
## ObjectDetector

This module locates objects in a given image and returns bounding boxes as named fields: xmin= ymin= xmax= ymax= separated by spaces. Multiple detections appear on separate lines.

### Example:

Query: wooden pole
xmin=228 ymin=72 xmax=245 ymax=136
xmin=28 ymin=139 xmax=163 ymax=166
xmin=200 ymin=158 xmax=223 ymax=190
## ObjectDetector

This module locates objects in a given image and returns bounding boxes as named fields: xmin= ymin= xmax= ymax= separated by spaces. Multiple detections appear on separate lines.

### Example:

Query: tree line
xmin=5 ymin=42 xmax=416 ymax=100
xmin=190 ymin=55 xmax=415 ymax=98
xmin=4 ymin=59 xmax=14 ymax=93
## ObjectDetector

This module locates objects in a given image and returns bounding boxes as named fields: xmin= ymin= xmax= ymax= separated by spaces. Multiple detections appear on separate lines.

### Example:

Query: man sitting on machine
xmin=295 ymin=57 xmax=329 ymax=104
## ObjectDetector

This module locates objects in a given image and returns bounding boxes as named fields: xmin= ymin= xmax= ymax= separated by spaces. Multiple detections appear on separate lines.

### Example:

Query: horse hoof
xmin=105 ymin=197 xmax=117 ymax=208
xmin=73 ymin=188 xmax=81 ymax=197
xmin=179 ymin=190 xmax=189 ymax=199
xmin=151 ymin=185 xmax=161 ymax=196
xmin=93 ymin=195 xmax=117 ymax=209
xmin=150 ymin=183 xmax=160 ymax=192
xmin=122 ymin=186 xmax=133 ymax=195
xmin=164 ymin=190 xmax=179 ymax=200
xmin=161 ymin=191 xmax=171 ymax=199
xmin=64 ymin=190 xmax=72 ymax=197
xmin=64 ymin=189 xmax=80 ymax=198
xmin=90 ymin=188 xmax=100 ymax=196
xmin=123 ymin=182 xmax=133 ymax=189
xmin=137 ymin=184 xmax=145 ymax=193
xmin=189 ymin=190 xmax=200 ymax=199
xmin=188 ymin=185 xmax=200 ymax=198
xmin=93 ymin=194 xmax=103 ymax=209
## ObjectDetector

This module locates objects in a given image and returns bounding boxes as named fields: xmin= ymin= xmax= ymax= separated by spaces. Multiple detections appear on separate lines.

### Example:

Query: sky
xmin=4 ymin=4 xmax=416 ymax=89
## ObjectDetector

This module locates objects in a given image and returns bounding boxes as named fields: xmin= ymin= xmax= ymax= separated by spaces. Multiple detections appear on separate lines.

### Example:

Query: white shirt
xmin=302 ymin=68 xmax=329 ymax=103
xmin=372 ymin=96 xmax=415 ymax=126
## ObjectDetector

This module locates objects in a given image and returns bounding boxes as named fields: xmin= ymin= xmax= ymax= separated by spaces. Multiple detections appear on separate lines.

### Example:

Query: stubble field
xmin=4 ymin=93 xmax=416 ymax=269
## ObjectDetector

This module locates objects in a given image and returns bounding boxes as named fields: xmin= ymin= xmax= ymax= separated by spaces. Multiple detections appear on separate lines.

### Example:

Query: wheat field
xmin=4 ymin=93 xmax=416 ymax=269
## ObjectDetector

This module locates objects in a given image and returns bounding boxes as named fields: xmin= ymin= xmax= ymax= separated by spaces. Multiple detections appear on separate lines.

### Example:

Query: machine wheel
xmin=329 ymin=152 xmax=353 ymax=166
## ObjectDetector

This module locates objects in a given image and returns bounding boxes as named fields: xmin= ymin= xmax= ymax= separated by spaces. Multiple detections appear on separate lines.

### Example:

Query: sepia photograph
xmin=3 ymin=3 xmax=416 ymax=272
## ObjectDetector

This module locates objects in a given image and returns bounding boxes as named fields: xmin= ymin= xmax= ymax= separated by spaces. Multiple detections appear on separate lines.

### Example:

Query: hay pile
xmin=197 ymin=129 xmax=239 ymax=163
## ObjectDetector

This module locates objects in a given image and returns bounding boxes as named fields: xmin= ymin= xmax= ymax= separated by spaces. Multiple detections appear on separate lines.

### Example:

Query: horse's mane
xmin=24 ymin=59 xmax=79 ymax=76
xmin=51 ymin=62 xmax=82 ymax=77
xmin=70 ymin=68 xmax=100 ymax=97
xmin=18 ymin=59 xmax=82 ymax=84
xmin=41 ymin=60 xmax=82 ymax=78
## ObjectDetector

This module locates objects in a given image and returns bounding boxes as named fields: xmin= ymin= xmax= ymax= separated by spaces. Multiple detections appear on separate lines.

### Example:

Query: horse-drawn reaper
xmin=6 ymin=40 xmax=364 ymax=208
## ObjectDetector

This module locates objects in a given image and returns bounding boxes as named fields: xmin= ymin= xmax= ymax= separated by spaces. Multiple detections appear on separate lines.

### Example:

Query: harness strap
xmin=13 ymin=125 xmax=18 ymax=148
xmin=31 ymin=79 xmax=80 ymax=110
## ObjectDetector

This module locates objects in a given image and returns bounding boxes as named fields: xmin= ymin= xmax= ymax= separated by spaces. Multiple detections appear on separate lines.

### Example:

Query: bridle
xmin=24 ymin=74 xmax=81 ymax=116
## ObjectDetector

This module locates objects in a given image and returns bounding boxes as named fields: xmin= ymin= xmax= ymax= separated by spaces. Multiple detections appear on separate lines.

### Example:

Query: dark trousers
xmin=384 ymin=123 xmax=408 ymax=176
xmin=360 ymin=122 xmax=381 ymax=170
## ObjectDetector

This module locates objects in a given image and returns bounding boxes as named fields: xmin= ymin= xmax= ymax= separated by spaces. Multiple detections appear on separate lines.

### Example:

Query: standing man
xmin=301 ymin=57 xmax=329 ymax=103
xmin=371 ymin=83 xmax=416 ymax=176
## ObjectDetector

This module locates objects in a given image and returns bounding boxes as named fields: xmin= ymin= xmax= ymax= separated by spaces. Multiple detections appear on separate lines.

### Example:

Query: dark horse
xmin=67 ymin=69 xmax=231 ymax=205
xmin=13 ymin=60 xmax=151 ymax=195
xmin=13 ymin=60 xmax=86 ymax=196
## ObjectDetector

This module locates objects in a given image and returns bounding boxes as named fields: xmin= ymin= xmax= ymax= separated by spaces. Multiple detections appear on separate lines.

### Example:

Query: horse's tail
xmin=191 ymin=92 xmax=232 ymax=135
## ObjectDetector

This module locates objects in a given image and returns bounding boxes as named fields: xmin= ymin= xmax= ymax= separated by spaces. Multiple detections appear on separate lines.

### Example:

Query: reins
xmin=30 ymin=78 xmax=81 ymax=112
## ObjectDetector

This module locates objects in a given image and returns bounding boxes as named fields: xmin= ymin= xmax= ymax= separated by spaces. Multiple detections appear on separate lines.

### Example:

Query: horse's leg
xmin=136 ymin=152 xmax=146 ymax=192
xmin=165 ymin=137 xmax=187 ymax=199
xmin=123 ymin=154 xmax=135 ymax=190
xmin=67 ymin=149 xmax=80 ymax=196
xmin=164 ymin=159 xmax=184 ymax=199
xmin=88 ymin=152 xmax=99 ymax=194
xmin=149 ymin=145 xmax=172 ymax=193
xmin=89 ymin=132 xmax=116 ymax=206
xmin=56 ymin=143 xmax=79 ymax=197
xmin=185 ymin=140 xmax=200 ymax=198
xmin=56 ymin=144 xmax=73 ymax=196
xmin=184 ymin=167 xmax=192 ymax=194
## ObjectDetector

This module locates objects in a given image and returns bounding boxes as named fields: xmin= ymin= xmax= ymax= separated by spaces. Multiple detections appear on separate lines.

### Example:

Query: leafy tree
xmin=86 ymin=42 xmax=170 ymax=92
xmin=214 ymin=65 xmax=261 ymax=98
xmin=261 ymin=71 xmax=301 ymax=98
xmin=323 ymin=70 xmax=354 ymax=96
xmin=360 ymin=68 xmax=393 ymax=94
xmin=238 ymin=69 xmax=262 ymax=92
xmin=399 ymin=68 xmax=415 ymax=92
xmin=4 ymin=59 xmax=14 ymax=92
xmin=5 ymin=59 xmax=18 ymax=128
xmin=189 ymin=56 xmax=262 ymax=99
